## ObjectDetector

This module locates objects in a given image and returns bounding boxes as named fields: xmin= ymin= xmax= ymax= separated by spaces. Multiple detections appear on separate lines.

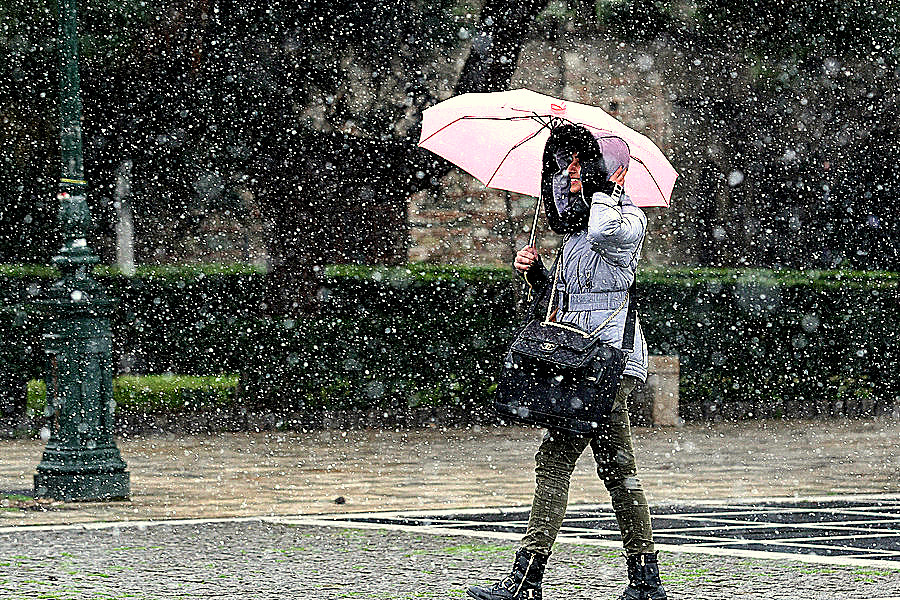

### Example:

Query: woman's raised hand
xmin=514 ymin=246 xmax=538 ymax=273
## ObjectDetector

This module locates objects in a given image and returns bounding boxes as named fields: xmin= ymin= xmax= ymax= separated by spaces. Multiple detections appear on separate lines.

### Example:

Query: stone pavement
xmin=2 ymin=518 xmax=899 ymax=599
xmin=1 ymin=418 xmax=899 ymax=598
xmin=1 ymin=418 xmax=898 ymax=526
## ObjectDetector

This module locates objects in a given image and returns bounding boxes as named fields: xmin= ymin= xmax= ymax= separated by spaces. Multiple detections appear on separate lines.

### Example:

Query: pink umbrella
xmin=418 ymin=88 xmax=678 ymax=207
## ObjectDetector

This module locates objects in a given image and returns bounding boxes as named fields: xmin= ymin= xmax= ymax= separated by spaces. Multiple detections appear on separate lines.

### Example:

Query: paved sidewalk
xmin=2 ymin=518 xmax=899 ymax=599
xmin=1 ymin=418 xmax=898 ymax=526
xmin=2 ymin=418 xmax=899 ymax=599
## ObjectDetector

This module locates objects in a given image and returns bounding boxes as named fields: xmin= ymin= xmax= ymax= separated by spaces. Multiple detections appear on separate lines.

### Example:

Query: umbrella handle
xmin=527 ymin=195 xmax=542 ymax=250
xmin=524 ymin=195 xmax=542 ymax=302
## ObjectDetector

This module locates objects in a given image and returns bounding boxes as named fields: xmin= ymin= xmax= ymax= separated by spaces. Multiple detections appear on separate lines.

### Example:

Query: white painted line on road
xmin=3 ymin=494 xmax=899 ymax=572
xmin=0 ymin=515 xmax=267 ymax=534
xmin=295 ymin=494 xmax=900 ymax=520
xmin=3 ymin=511 xmax=899 ymax=570
xmin=269 ymin=514 xmax=900 ymax=570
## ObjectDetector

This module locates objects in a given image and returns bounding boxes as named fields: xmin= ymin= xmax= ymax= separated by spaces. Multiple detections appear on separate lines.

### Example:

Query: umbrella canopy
xmin=418 ymin=88 xmax=678 ymax=207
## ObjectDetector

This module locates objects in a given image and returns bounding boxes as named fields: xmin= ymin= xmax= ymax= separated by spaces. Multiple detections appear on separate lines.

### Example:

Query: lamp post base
xmin=34 ymin=444 xmax=130 ymax=501
xmin=34 ymin=469 xmax=129 ymax=502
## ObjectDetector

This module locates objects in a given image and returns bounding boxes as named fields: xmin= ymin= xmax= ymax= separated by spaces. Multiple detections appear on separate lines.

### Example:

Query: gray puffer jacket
xmin=524 ymin=193 xmax=649 ymax=383
xmin=559 ymin=192 xmax=648 ymax=382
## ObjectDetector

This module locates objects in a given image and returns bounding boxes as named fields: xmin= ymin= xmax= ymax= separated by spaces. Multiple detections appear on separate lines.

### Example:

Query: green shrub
xmin=238 ymin=263 xmax=900 ymax=419
xmin=6 ymin=262 xmax=900 ymax=421
xmin=0 ymin=262 xmax=265 ymax=280
xmin=240 ymin=264 xmax=518 ymax=413
xmin=27 ymin=374 xmax=239 ymax=415
xmin=25 ymin=379 xmax=45 ymax=415
xmin=0 ymin=262 xmax=267 ymax=381
xmin=638 ymin=267 xmax=899 ymax=419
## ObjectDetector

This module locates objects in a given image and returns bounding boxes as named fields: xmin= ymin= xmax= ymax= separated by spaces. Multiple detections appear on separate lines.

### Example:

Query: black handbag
xmin=495 ymin=246 xmax=637 ymax=435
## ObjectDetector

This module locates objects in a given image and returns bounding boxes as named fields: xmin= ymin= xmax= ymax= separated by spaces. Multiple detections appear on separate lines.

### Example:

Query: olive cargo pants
xmin=520 ymin=375 xmax=654 ymax=556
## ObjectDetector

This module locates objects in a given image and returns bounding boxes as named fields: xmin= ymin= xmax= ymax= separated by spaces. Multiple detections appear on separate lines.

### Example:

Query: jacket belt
xmin=556 ymin=290 xmax=628 ymax=312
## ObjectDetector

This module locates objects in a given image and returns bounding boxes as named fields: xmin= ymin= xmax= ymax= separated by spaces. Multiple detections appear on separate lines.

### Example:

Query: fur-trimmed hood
xmin=541 ymin=124 xmax=631 ymax=233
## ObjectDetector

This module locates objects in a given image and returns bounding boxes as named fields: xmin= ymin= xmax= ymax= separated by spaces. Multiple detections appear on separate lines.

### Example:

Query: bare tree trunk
xmin=114 ymin=159 xmax=135 ymax=276
xmin=455 ymin=0 xmax=551 ymax=95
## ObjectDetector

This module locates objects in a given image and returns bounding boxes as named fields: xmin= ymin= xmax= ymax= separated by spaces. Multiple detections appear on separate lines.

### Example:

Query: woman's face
xmin=566 ymin=152 xmax=581 ymax=194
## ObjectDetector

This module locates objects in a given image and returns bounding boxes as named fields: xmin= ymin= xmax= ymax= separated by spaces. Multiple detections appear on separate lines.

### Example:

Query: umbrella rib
xmin=420 ymin=111 xmax=564 ymax=148
xmin=628 ymin=155 xmax=672 ymax=205
xmin=420 ymin=105 xmax=675 ymax=205
xmin=418 ymin=115 xmax=537 ymax=147
xmin=509 ymin=109 xmax=570 ymax=132
xmin=484 ymin=124 xmax=546 ymax=190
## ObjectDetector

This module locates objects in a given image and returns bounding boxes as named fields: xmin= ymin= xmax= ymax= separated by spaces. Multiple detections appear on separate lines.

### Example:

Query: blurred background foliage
xmin=1 ymin=0 xmax=899 ymax=424
xmin=2 ymin=265 xmax=896 ymax=423
xmin=2 ymin=0 xmax=897 ymax=276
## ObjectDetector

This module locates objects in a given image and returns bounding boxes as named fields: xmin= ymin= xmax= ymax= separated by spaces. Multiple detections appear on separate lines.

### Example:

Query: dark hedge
xmin=240 ymin=264 xmax=519 ymax=414
xmin=0 ymin=263 xmax=267 ymax=383
xmin=637 ymin=268 xmax=899 ymax=420
xmin=2 ymin=263 xmax=898 ymax=422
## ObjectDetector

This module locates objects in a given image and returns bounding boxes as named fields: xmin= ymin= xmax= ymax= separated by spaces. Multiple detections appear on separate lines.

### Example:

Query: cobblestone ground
xmin=1 ymin=521 xmax=898 ymax=600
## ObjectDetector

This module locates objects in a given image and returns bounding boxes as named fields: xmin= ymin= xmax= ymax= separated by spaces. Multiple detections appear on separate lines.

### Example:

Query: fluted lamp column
xmin=33 ymin=0 xmax=129 ymax=501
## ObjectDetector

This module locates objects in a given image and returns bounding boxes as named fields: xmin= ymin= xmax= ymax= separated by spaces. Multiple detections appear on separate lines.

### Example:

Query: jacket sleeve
xmin=586 ymin=192 xmax=647 ymax=267
xmin=623 ymin=317 xmax=649 ymax=383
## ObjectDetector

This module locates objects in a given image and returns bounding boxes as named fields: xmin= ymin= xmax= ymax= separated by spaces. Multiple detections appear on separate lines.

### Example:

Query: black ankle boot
xmin=467 ymin=548 xmax=549 ymax=600
xmin=620 ymin=552 xmax=667 ymax=600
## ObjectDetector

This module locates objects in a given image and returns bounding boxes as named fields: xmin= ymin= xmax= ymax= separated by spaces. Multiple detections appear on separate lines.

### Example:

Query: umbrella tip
xmin=551 ymin=102 xmax=567 ymax=116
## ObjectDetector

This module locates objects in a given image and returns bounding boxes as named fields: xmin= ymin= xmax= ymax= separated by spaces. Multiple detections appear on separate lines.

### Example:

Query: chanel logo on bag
xmin=541 ymin=342 xmax=557 ymax=352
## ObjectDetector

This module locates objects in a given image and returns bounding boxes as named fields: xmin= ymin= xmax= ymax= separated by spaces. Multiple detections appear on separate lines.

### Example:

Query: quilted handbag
xmin=495 ymin=244 xmax=635 ymax=435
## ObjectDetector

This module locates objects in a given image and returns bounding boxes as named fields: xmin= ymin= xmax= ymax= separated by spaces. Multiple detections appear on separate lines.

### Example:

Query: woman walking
xmin=467 ymin=124 xmax=667 ymax=600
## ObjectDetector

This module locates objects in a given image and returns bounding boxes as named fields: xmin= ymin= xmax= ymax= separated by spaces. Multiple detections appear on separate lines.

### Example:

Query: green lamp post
xmin=33 ymin=0 xmax=129 ymax=501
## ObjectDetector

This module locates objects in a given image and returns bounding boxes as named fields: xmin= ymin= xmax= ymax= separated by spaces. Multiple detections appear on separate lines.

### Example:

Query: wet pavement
xmin=304 ymin=498 xmax=900 ymax=566
xmin=2 ymin=518 xmax=899 ymax=599
xmin=1 ymin=417 xmax=899 ymax=598
xmin=1 ymin=418 xmax=898 ymax=525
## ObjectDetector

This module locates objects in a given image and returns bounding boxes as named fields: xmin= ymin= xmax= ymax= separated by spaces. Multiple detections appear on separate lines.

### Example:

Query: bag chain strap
xmin=541 ymin=234 xmax=628 ymax=339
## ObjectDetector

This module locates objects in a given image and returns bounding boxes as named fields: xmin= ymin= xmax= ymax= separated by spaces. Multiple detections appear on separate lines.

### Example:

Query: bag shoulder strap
xmin=622 ymin=230 xmax=647 ymax=353
xmin=543 ymin=234 xmax=567 ymax=323
xmin=543 ymin=235 xmax=629 ymax=340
